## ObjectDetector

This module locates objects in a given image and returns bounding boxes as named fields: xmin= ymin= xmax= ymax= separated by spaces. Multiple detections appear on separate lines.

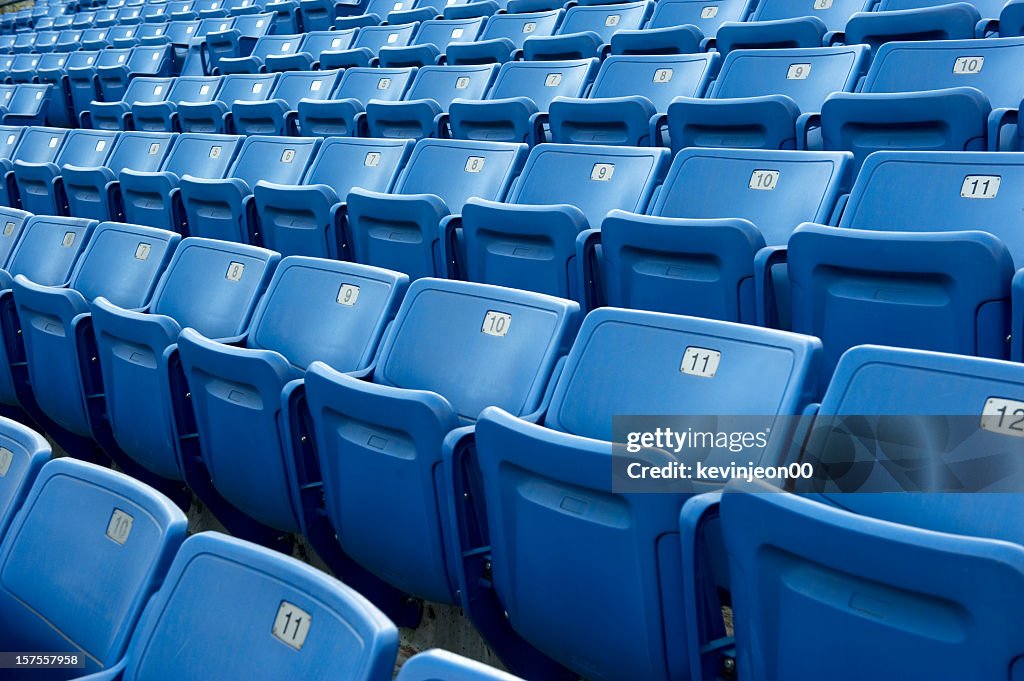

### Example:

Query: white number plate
xmin=226 ymin=261 xmax=245 ymax=281
xmin=591 ymin=163 xmax=614 ymax=181
xmin=981 ymin=397 xmax=1024 ymax=437
xmin=960 ymin=175 xmax=1000 ymax=199
xmin=786 ymin=63 xmax=811 ymax=80
xmin=700 ymin=5 xmax=718 ymax=18
xmin=953 ymin=56 xmax=984 ymax=74
xmin=681 ymin=346 xmax=721 ymax=378
xmin=465 ymin=156 xmax=485 ymax=173
xmin=106 ymin=509 xmax=134 ymax=545
xmin=273 ymin=602 xmax=312 ymax=650
xmin=336 ymin=283 xmax=360 ymax=306
xmin=482 ymin=310 xmax=511 ymax=337
xmin=0 ymin=447 xmax=11 ymax=477
xmin=749 ymin=169 xmax=779 ymax=190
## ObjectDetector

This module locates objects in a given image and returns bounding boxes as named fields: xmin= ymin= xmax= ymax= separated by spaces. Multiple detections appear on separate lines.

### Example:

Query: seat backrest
xmin=478 ymin=8 xmax=562 ymax=48
xmin=64 ymin=49 xmax=99 ymax=70
xmin=165 ymin=19 xmax=202 ymax=43
xmin=227 ymin=135 xmax=319 ymax=188
xmin=0 ymin=127 xmax=23 ymax=160
xmin=54 ymin=29 xmax=84 ymax=49
xmin=116 ymin=533 xmax=399 ymax=681
xmin=558 ymin=0 xmax=650 ymax=41
xmin=0 ymin=417 xmax=50 ymax=541
xmin=160 ymin=132 xmax=243 ymax=179
xmin=597 ymin=54 xmax=720 ymax=112
xmin=10 ymin=54 xmax=42 ymax=77
xmin=266 ymin=69 xmax=342 ymax=107
xmin=300 ymin=29 xmax=356 ymax=57
xmin=334 ymin=66 xmax=415 ymax=103
xmin=125 ymin=44 xmax=170 ymax=74
xmin=711 ymin=45 xmax=869 ymax=113
xmin=352 ymin=22 xmax=418 ymax=52
xmin=0 ymin=458 xmax=187 ymax=673
xmin=6 ymin=84 xmax=50 ymax=115
xmin=748 ymin=0 xmax=872 ymax=30
xmin=136 ymin=23 xmax=172 ymax=42
xmin=196 ymin=16 xmax=234 ymax=37
xmin=68 ymin=221 xmax=181 ymax=308
xmin=109 ymin=24 xmax=140 ymax=44
xmin=55 ymin=128 xmax=118 ymax=169
xmin=121 ymin=76 xmax=173 ymax=105
xmin=394 ymin=138 xmax=528 ymax=212
xmin=411 ymin=16 xmax=485 ymax=50
xmin=488 ymin=58 xmax=597 ymax=110
xmin=216 ymin=72 xmax=278 ymax=103
xmin=543 ymin=307 xmax=821 ymax=439
xmin=6 ymin=215 xmax=96 ymax=286
xmin=148 ymin=237 xmax=279 ymax=338
xmin=0 ymin=85 xmax=16 ymax=109
xmin=402 ymin=63 xmax=496 ymax=108
xmin=864 ymin=36 xmax=1024 ymax=109
xmin=96 ymin=47 xmax=134 ymax=68
xmin=251 ymin=33 xmax=304 ymax=60
xmin=883 ymin=0 xmax=1004 ymax=19
xmin=300 ymin=137 xmax=412 ymax=197
xmin=164 ymin=75 xmax=220 ymax=104
xmin=231 ymin=11 xmax=274 ymax=37
xmin=103 ymin=131 xmax=176 ymax=177
xmin=373 ymin=278 xmax=580 ymax=420
xmin=246 ymin=256 xmax=409 ymax=370
xmin=653 ymin=148 xmax=851 ymax=245
xmin=506 ymin=143 xmax=668 ymax=227
xmin=839 ymin=151 xmax=1024 ymax=266
xmin=396 ymin=650 xmax=525 ymax=681
xmin=116 ymin=5 xmax=143 ymax=22
xmin=366 ymin=0 xmax=408 ymax=15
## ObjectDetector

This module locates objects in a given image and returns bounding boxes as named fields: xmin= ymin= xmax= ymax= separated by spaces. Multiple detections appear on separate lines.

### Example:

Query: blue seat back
xmin=165 ymin=19 xmax=203 ymax=43
xmin=125 ymin=44 xmax=172 ymax=75
xmin=163 ymin=75 xmax=221 ymax=105
xmin=352 ymin=22 xmax=418 ymax=52
xmin=54 ymin=29 xmax=84 ymax=51
xmin=402 ymin=63 xmax=496 ymax=108
xmin=0 ymin=208 xmax=32 ymax=269
xmin=394 ymin=138 xmax=527 ymax=211
xmin=251 ymin=33 xmax=304 ymax=60
xmin=161 ymin=132 xmax=244 ymax=179
xmin=477 ymin=9 xmax=562 ymax=48
xmin=148 ymin=237 xmax=278 ymax=338
xmin=0 ymin=418 xmax=49 ymax=541
xmin=97 ymin=47 xmax=134 ymax=69
xmin=654 ymin=147 xmax=851 ymax=245
xmin=0 ymin=458 xmax=187 ymax=674
xmin=121 ymin=76 xmax=173 ymax=105
xmin=590 ymin=53 xmax=719 ymax=111
xmin=102 ymin=132 xmax=177 ymax=175
xmin=711 ymin=45 xmax=869 ymax=113
xmin=558 ymin=0 xmax=651 ymax=42
xmin=6 ymin=84 xmax=50 ymax=116
xmin=647 ymin=0 xmax=751 ymax=33
xmin=55 ymin=128 xmax=118 ymax=169
xmin=216 ymin=72 xmax=279 ymax=103
xmin=267 ymin=69 xmax=343 ymax=107
xmin=864 ymin=37 xmax=1024 ymax=108
xmin=196 ymin=16 xmax=235 ymax=37
xmin=334 ymin=66 xmax=415 ymax=103
xmin=839 ymin=151 xmax=1024 ymax=266
xmin=109 ymin=24 xmax=140 ymax=45
xmin=228 ymin=135 xmax=320 ymax=189
xmin=115 ymin=533 xmax=399 ymax=681
xmin=506 ymin=143 xmax=668 ymax=226
xmin=302 ymin=136 xmax=412 ymax=196
xmin=396 ymin=650 xmax=524 ymax=681
xmin=412 ymin=16 xmax=485 ymax=50
xmin=6 ymin=216 xmax=96 ymax=286
xmin=13 ymin=126 xmax=68 ymax=164
xmin=300 ymin=29 xmax=357 ymax=58
xmin=488 ymin=58 xmax=598 ymax=109
xmin=0 ymin=126 xmax=23 ymax=160
xmin=748 ymin=0 xmax=872 ymax=30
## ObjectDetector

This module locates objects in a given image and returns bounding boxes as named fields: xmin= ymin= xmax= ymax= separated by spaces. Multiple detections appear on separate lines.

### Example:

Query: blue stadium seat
xmin=579 ymin=148 xmax=852 ymax=324
xmin=0 ymin=215 xmax=97 ymax=408
xmin=254 ymin=137 xmax=413 ymax=257
xmin=10 ymin=31 xmax=38 ymax=54
xmin=841 ymin=1 xmax=985 ymax=51
xmin=684 ymin=344 xmax=1024 ymax=680
xmin=0 ymin=418 xmax=49 ymax=541
xmin=447 ymin=58 xmax=599 ymax=145
xmin=3 ymin=83 xmax=53 ymax=126
xmin=53 ymin=29 xmax=85 ymax=52
xmin=264 ymin=29 xmax=358 ymax=71
xmin=785 ymin=150 xmax=1024 ymax=381
xmin=131 ymin=75 xmax=221 ymax=132
xmin=62 ymin=131 xmax=177 ymax=222
xmin=176 ymin=257 xmax=408 ymax=534
xmin=453 ymin=143 xmax=670 ymax=301
xmin=217 ymin=32 xmax=305 ymax=73
xmin=397 ymin=650 xmax=524 ymax=681
xmin=85 ymin=532 xmax=398 ymax=681
xmin=0 ymin=126 xmax=26 ymax=175
xmin=178 ymin=135 xmax=320 ymax=243
xmin=232 ymin=69 xmax=343 ymax=135
xmin=714 ymin=0 xmax=872 ymax=53
xmin=86 ymin=76 xmax=173 ymax=130
xmin=331 ymin=0 xmax=417 ymax=27
xmin=299 ymin=0 xmax=372 ymax=31
xmin=522 ymin=0 xmax=652 ymax=61
xmin=815 ymin=37 xmax=1024 ymax=164
xmin=115 ymin=5 xmax=144 ymax=24
xmin=296 ymin=67 xmax=415 ymax=137
xmin=321 ymin=22 xmax=419 ymax=69
xmin=119 ymin=133 xmax=243 ymax=233
xmin=13 ymin=128 xmax=116 ymax=217
xmin=346 ymin=138 xmax=527 ymax=279
xmin=0 ymin=458 xmax=187 ymax=678
xmin=667 ymin=45 xmax=869 ymax=152
xmin=445 ymin=8 xmax=563 ymax=65
xmin=30 ymin=30 xmax=59 ymax=53
xmin=205 ymin=12 xmax=276 ymax=74
xmin=177 ymin=72 xmax=278 ymax=133
xmin=9 ymin=54 xmax=43 ymax=83
xmin=13 ymin=221 xmax=180 ymax=437
xmin=94 ymin=44 xmax=173 ymax=106
xmin=453 ymin=308 xmax=820 ymax=681
xmin=547 ymin=53 xmax=720 ymax=146
xmin=82 ymin=26 xmax=116 ymax=50
xmin=35 ymin=51 xmax=85 ymax=128
xmin=365 ymin=63 xmax=498 ymax=139
xmin=107 ymin=24 xmax=143 ymax=48
xmin=377 ymin=16 xmax=486 ymax=67
xmin=89 ymin=238 xmax=279 ymax=482
xmin=301 ymin=278 xmax=580 ymax=606
xmin=162 ymin=19 xmax=204 ymax=71
xmin=611 ymin=0 xmax=753 ymax=55
xmin=0 ymin=208 xmax=34 ymax=269
xmin=66 ymin=48 xmax=132 ymax=123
